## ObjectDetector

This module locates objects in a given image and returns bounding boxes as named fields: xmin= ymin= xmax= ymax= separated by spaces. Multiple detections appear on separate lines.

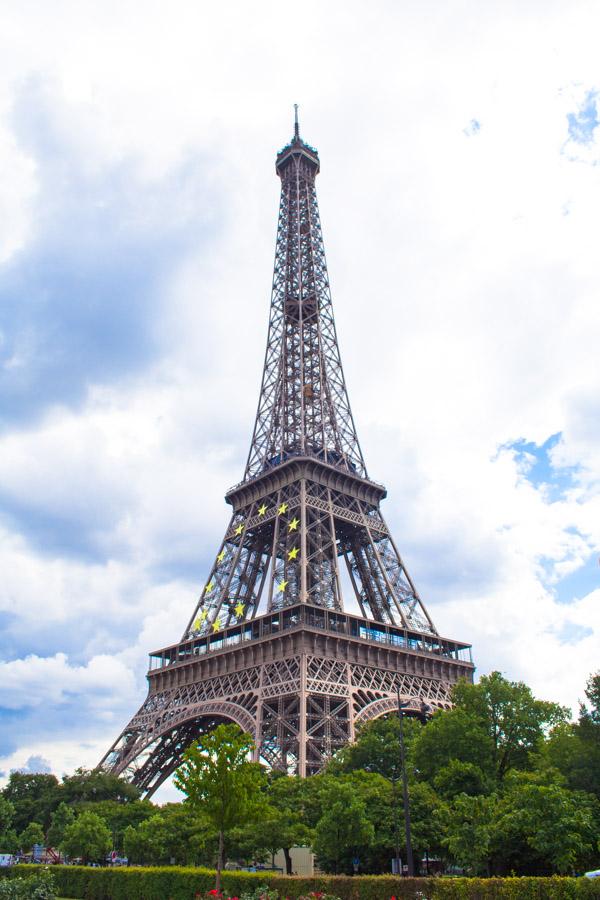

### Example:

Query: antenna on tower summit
xmin=294 ymin=103 xmax=299 ymax=139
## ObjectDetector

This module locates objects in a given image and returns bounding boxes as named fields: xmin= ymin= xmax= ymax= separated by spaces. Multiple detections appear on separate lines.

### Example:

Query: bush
xmin=0 ymin=867 xmax=56 ymax=899
xmin=2 ymin=866 xmax=600 ymax=899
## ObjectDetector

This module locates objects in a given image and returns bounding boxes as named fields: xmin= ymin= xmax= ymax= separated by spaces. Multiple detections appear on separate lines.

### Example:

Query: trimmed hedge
xmin=2 ymin=866 xmax=600 ymax=899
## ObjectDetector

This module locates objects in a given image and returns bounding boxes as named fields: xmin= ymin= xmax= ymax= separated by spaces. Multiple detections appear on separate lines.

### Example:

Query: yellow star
xmin=212 ymin=619 xmax=221 ymax=633
xmin=217 ymin=549 xmax=226 ymax=563
xmin=277 ymin=502 xmax=288 ymax=515
xmin=205 ymin=580 xmax=215 ymax=595
xmin=288 ymin=517 xmax=299 ymax=531
xmin=235 ymin=524 xmax=244 ymax=535
xmin=258 ymin=503 xmax=267 ymax=516
xmin=199 ymin=609 xmax=208 ymax=621
xmin=193 ymin=618 xmax=201 ymax=631
xmin=277 ymin=580 xmax=288 ymax=593
xmin=288 ymin=547 xmax=299 ymax=561
xmin=234 ymin=601 xmax=245 ymax=617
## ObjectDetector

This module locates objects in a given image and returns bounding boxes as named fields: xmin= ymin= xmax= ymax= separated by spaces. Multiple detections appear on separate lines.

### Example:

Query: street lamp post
xmin=396 ymin=689 xmax=414 ymax=877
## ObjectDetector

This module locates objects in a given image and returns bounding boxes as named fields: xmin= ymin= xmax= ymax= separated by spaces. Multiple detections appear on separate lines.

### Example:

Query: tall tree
xmin=313 ymin=782 xmax=374 ymax=874
xmin=60 ymin=768 xmax=140 ymax=805
xmin=2 ymin=773 xmax=59 ymax=832
xmin=173 ymin=723 xmax=266 ymax=891
xmin=452 ymin=672 xmax=568 ymax=780
xmin=18 ymin=821 xmax=45 ymax=853
xmin=47 ymin=802 xmax=75 ymax=849
xmin=61 ymin=810 xmax=112 ymax=864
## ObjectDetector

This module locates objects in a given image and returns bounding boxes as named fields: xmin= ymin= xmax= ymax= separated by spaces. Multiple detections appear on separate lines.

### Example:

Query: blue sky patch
xmin=549 ymin=552 xmax=599 ymax=605
xmin=567 ymin=89 xmax=599 ymax=145
xmin=502 ymin=432 xmax=580 ymax=499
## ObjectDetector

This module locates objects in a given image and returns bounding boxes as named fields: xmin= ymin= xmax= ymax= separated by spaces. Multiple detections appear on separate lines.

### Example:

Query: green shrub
xmin=3 ymin=866 xmax=600 ymax=900
xmin=0 ymin=867 xmax=56 ymax=899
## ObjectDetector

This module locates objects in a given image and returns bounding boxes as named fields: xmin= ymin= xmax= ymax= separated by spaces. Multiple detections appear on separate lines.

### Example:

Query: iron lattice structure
xmin=100 ymin=117 xmax=474 ymax=795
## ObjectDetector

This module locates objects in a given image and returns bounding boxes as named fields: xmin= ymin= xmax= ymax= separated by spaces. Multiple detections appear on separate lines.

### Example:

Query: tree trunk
xmin=216 ymin=830 xmax=224 ymax=892
xmin=283 ymin=847 xmax=292 ymax=875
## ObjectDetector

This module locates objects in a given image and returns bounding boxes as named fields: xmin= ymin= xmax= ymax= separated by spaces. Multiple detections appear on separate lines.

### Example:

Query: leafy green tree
xmin=123 ymin=814 xmax=169 ymax=865
xmin=0 ymin=797 xmax=18 ymax=854
xmin=79 ymin=798 xmax=155 ymax=853
xmin=2 ymin=773 xmax=60 ymax=832
xmin=123 ymin=805 xmax=215 ymax=866
xmin=173 ymin=723 xmax=266 ymax=891
xmin=493 ymin=771 xmax=599 ymax=875
xmin=412 ymin=706 xmax=493 ymax=786
xmin=158 ymin=802 xmax=216 ymax=866
xmin=266 ymin=775 xmax=313 ymax=874
xmin=61 ymin=810 xmax=112 ymax=863
xmin=313 ymin=782 xmax=374 ymax=874
xmin=18 ymin=821 xmax=45 ymax=852
xmin=330 ymin=715 xmax=423 ymax=781
xmin=60 ymin=768 xmax=140 ymax=805
xmin=546 ymin=672 xmax=600 ymax=800
xmin=0 ymin=796 xmax=15 ymax=835
xmin=47 ymin=802 xmax=75 ymax=849
xmin=439 ymin=793 xmax=497 ymax=876
xmin=453 ymin=672 xmax=568 ymax=780
xmin=433 ymin=759 xmax=490 ymax=799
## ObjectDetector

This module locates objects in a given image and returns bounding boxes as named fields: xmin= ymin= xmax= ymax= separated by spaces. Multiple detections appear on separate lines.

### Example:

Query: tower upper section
xmin=244 ymin=116 xmax=367 ymax=482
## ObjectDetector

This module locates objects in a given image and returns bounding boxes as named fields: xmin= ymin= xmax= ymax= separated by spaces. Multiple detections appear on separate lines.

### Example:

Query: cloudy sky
xmin=1 ymin=0 xmax=599 ymax=793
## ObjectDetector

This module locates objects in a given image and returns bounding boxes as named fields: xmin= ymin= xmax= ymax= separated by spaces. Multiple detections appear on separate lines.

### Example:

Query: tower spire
xmin=294 ymin=103 xmax=299 ymax=140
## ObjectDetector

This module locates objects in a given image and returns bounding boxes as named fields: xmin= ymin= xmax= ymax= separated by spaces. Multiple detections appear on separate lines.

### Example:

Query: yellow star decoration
xmin=258 ymin=503 xmax=267 ymax=516
xmin=288 ymin=517 xmax=300 ymax=532
xmin=212 ymin=619 xmax=221 ymax=633
xmin=205 ymin=580 xmax=215 ymax=595
xmin=217 ymin=549 xmax=226 ymax=563
xmin=199 ymin=609 xmax=208 ymax=621
xmin=277 ymin=580 xmax=289 ymax=593
xmin=235 ymin=523 xmax=244 ymax=535
xmin=277 ymin=502 xmax=288 ymax=515
xmin=234 ymin=601 xmax=245 ymax=617
xmin=287 ymin=547 xmax=299 ymax=561
xmin=193 ymin=618 xmax=201 ymax=631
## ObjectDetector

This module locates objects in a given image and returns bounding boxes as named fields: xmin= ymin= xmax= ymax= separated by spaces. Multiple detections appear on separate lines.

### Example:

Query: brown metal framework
xmin=100 ymin=117 xmax=474 ymax=794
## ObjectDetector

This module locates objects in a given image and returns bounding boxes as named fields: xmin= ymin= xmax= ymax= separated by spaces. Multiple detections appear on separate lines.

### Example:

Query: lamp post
xmin=396 ymin=692 xmax=432 ymax=877
xmin=396 ymin=690 xmax=414 ymax=876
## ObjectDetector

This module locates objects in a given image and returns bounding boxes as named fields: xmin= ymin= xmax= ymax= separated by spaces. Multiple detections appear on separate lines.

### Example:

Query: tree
xmin=47 ymin=802 xmax=75 ymax=849
xmin=0 ymin=796 xmax=15 ymax=835
xmin=61 ymin=810 xmax=112 ymax=863
xmin=0 ymin=797 xmax=17 ymax=855
xmin=123 ymin=814 xmax=169 ymax=865
xmin=439 ymin=793 xmax=497 ymax=876
xmin=330 ymin=715 xmax=423 ymax=782
xmin=1 ymin=773 xmax=59 ymax=832
xmin=266 ymin=775 xmax=313 ymax=874
xmin=18 ymin=821 xmax=45 ymax=853
xmin=493 ymin=771 xmax=599 ymax=875
xmin=433 ymin=759 xmax=490 ymax=799
xmin=313 ymin=782 xmax=374 ymax=874
xmin=79 ymin=798 xmax=155 ymax=854
xmin=452 ymin=672 xmax=568 ymax=780
xmin=412 ymin=706 xmax=493 ymax=786
xmin=123 ymin=805 xmax=215 ymax=866
xmin=173 ymin=723 xmax=266 ymax=891
xmin=60 ymin=768 xmax=140 ymax=805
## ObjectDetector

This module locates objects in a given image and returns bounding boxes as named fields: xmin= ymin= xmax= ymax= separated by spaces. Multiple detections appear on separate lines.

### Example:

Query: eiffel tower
xmin=100 ymin=112 xmax=474 ymax=795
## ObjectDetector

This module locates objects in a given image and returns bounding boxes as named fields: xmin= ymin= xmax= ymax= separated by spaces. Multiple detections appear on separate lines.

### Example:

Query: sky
xmin=0 ymin=0 xmax=599 ymax=796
